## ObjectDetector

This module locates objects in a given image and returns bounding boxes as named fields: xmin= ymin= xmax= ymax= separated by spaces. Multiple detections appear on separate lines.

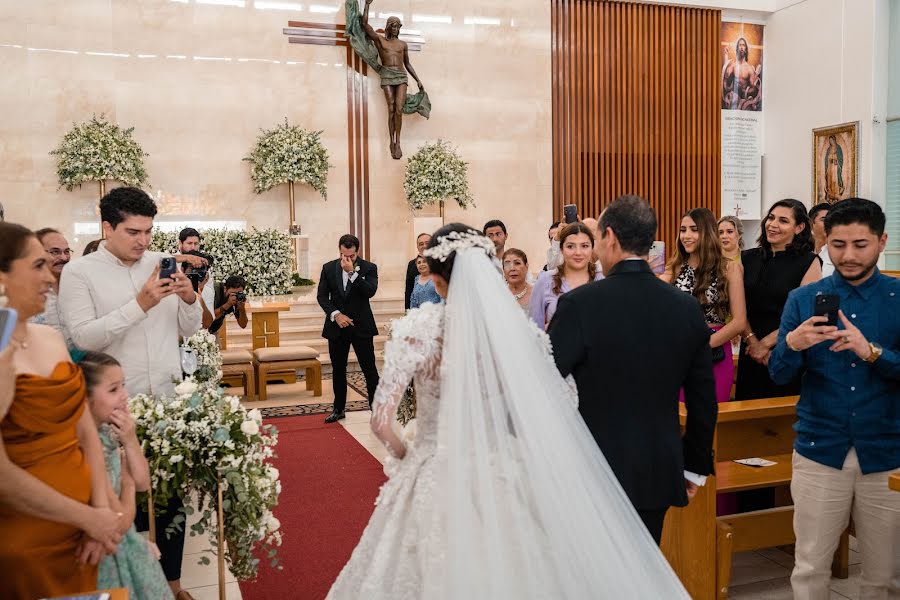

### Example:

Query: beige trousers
xmin=791 ymin=449 xmax=900 ymax=600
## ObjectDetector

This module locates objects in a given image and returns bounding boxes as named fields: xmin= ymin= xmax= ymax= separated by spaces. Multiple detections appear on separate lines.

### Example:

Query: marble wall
xmin=0 ymin=0 xmax=553 ymax=284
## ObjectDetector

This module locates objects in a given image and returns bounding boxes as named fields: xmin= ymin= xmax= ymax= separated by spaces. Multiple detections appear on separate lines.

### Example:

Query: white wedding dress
xmin=326 ymin=246 xmax=690 ymax=599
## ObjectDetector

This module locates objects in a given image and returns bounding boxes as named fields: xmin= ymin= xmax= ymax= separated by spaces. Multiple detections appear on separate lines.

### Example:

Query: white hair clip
xmin=422 ymin=230 xmax=496 ymax=263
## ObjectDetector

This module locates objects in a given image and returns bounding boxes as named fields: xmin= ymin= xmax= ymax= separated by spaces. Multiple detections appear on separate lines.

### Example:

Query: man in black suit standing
xmin=403 ymin=232 xmax=431 ymax=310
xmin=317 ymin=234 xmax=380 ymax=423
xmin=548 ymin=195 xmax=717 ymax=544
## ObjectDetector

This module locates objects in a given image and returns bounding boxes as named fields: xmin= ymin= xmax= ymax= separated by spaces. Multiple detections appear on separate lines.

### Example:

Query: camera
xmin=235 ymin=292 xmax=247 ymax=302
xmin=181 ymin=250 xmax=213 ymax=281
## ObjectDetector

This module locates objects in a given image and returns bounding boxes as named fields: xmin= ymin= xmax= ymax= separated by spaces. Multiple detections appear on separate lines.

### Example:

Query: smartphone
xmin=813 ymin=293 xmax=840 ymax=327
xmin=648 ymin=241 xmax=666 ymax=275
xmin=563 ymin=204 xmax=578 ymax=224
xmin=0 ymin=307 xmax=17 ymax=352
xmin=159 ymin=256 xmax=178 ymax=281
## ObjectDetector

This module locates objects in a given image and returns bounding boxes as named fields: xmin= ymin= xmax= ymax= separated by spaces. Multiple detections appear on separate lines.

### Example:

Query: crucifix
xmin=283 ymin=2 xmax=428 ymax=256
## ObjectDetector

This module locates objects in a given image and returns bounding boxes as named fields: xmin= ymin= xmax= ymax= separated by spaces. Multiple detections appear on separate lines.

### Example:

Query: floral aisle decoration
xmin=244 ymin=119 xmax=332 ymax=199
xmin=404 ymin=139 xmax=474 ymax=211
xmin=151 ymin=228 xmax=292 ymax=296
xmin=129 ymin=370 xmax=282 ymax=580
xmin=183 ymin=330 xmax=223 ymax=385
xmin=50 ymin=115 xmax=149 ymax=194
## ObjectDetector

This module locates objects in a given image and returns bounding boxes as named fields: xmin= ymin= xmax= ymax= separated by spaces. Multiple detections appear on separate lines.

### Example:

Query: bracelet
xmin=743 ymin=332 xmax=756 ymax=342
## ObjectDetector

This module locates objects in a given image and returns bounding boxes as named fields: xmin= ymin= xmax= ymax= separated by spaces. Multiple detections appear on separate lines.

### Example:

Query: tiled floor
xmin=180 ymin=385 xmax=867 ymax=600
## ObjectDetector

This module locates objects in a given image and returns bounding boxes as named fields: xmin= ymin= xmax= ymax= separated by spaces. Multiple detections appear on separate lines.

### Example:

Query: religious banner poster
xmin=812 ymin=121 xmax=859 ymax=205
xmin=720 ymin=21 xmax=764 ymax=220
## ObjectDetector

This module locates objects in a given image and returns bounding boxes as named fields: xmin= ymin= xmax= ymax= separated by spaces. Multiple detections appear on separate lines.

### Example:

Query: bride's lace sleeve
xmin=370 ymin=303 xmax=443 ymax=459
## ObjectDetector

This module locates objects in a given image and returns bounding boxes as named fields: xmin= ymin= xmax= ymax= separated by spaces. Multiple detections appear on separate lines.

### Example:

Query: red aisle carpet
xmin=239 ymin=415 xmax=387 ymax=600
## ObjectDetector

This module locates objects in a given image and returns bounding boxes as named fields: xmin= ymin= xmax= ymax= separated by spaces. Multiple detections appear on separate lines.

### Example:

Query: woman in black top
xmin=735 ymin=199 xmax=821 ymax=400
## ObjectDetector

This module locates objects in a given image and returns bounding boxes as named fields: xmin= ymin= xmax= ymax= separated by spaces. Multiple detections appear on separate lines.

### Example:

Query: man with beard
xmin=351 ymin=0 xmax=429 ymax=159
xmin=769 ymin=198 xmax=899 ymax=599
xmin=722 ymin=37 xmax=761 ymax=110
xmin=33 ymin=228 xmax=72 ymax=341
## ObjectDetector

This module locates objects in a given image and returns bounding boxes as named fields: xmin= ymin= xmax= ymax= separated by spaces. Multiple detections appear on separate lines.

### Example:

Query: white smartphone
xmin=0 ymin=307 xmax=18 ymax=351
xmin=648 ymin=241 xmax=666 ymax=274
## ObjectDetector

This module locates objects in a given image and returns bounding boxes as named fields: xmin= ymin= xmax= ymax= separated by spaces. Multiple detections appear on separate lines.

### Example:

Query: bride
xmin=326 ymin=224 xmax=690 ymax=599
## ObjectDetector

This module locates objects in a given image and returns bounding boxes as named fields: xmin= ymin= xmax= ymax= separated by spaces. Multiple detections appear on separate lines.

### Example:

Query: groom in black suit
xmin=548 ymin=195 xmax=717 ymax=544
xmin=317 ymin=234 xmax=380 ymax=423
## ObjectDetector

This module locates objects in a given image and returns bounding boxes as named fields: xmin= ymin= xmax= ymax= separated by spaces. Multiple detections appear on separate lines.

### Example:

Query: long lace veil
xmin=434 ymin=247 xmax=690 ymax=598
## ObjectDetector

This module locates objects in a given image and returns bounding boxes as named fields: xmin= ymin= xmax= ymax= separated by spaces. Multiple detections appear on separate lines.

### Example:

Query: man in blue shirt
xmin=769 ymin=198 xmax=899 ymax=600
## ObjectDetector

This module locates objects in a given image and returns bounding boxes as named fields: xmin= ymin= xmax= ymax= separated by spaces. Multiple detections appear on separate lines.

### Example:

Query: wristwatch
xmin=864 ymin=342 xmax=883 ymax=363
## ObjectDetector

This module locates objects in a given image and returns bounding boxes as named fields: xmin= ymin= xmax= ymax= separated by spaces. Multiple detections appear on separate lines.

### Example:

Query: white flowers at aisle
xmin=404 ymin=139 xmax=474 ymax=211
xmin=50 ymin=114 xmax=149 ymax=190
xmin=130 ymin=333 xmax=282 ymax=580
xmin=183 ymin=330 xmax=223 ymax=385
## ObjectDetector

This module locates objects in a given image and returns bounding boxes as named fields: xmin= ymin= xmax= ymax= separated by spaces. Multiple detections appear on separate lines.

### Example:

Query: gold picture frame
xmin=812 ymin=121 xmax=859 ymax=205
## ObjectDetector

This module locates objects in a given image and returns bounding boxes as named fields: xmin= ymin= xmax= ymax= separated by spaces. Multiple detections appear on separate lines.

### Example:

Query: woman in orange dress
xmin=0 ymin=223 xmax=122 ymax=599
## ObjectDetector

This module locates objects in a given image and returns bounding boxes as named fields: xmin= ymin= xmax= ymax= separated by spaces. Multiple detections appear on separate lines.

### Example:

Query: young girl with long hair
xmin=80 ymin=351 xmax=174 ymax=599
xmin=662 ymin=208 xmax=747 ymax=403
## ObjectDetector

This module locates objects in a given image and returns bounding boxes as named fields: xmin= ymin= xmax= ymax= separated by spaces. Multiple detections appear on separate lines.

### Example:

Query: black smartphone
xmin=159 ymin=256 xmax=178 ymax=281
xmin=564 ymin=204 xmax=578 ymax=224
xmin=813 ymin=294 xmax=840 ymax=327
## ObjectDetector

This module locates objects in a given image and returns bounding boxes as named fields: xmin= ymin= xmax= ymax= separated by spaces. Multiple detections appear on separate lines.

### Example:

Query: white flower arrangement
xmin=129 ymin=381 xmax=282 ymax=581
xmin=404 ymin=139 xmax=474 ymax=211
xmin=151 ymin=228 xmax=292 ymax=296
xmin=244 ymin=119 xmax=332 ymax=199
xmin=183 ymin=330 xmax=224 ymax=384
xmin=50 ymin=115 xmax=149 ymax=190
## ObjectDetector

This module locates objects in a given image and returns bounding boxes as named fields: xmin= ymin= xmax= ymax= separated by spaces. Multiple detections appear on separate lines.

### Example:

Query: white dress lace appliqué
xmin=326 ymin=302 xmax=445 ymax=600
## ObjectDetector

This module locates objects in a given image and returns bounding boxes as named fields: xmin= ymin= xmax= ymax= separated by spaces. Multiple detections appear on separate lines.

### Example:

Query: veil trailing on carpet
xmin=434 ymin=247 xmax=690 ymax=598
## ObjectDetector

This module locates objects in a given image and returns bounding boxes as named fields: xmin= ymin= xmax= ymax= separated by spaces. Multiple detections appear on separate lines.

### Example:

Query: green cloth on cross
xmin=345 ymin=0 xmax=431 ymax=119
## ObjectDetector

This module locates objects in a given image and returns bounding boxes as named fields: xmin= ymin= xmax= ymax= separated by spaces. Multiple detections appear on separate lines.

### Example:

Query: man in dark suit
xmin=548 ymin=195 xmax=717 ymax=544
xmin=403 ymin=232 xmax=432 ymax=310
xmin=317 ymin=234 xmax=380 ymax=423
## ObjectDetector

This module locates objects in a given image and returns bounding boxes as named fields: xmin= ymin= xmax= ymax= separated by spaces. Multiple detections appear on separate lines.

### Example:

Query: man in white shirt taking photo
xmin=59 ymin=187 xmax=202 ymax=396
xmin=58 ymin=186 xmax=201 ymax=599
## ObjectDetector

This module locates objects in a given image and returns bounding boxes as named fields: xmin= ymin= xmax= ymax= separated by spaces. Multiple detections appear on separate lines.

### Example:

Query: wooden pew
xmin=660 ymin=396 xmax=849 ymax=599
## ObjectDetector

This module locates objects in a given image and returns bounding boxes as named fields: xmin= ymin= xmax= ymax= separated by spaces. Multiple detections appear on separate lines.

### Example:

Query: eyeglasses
xmin=47 ymin=248 xmax=72 ymax=257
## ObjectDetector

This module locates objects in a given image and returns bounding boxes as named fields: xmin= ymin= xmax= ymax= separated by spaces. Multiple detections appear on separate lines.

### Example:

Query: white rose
xmin=229 ymin=397 xmax=241 ymax=412
xmin=174 ymin=380 xmax=198 ymax=396
xmin=267 ymin=466 xmax=280 ymax=481
xmin=248 ymin=408 xmax=262 ymax=424
xmin=170 ymin=454 xmax=183 ymax=464
xmin=241 ymin=420 xmax=260 ymax=436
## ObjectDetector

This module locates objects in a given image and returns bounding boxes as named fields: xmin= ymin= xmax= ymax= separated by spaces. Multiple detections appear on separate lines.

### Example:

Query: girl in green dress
xmin=80 ymin=352 xmax=174 ymax=600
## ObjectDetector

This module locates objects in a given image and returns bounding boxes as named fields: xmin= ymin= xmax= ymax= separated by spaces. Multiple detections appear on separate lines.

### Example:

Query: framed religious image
xmin=812 ymin=121 xmax=859 ymax=205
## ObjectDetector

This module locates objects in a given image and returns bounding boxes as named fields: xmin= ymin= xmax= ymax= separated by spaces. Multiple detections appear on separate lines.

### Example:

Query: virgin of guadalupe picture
xmin=812 ymin=122 xmax=859 ymax=205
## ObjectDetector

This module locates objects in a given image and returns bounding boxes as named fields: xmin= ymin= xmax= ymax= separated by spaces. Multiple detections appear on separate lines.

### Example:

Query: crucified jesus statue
xmin=346 ymin=0 xmax=431 ymax=159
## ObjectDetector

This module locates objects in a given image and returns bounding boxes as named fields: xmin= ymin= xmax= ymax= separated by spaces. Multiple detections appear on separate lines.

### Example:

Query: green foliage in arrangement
xmin=404 ymin=139 xmax=474 ymax=211
xmin=50 ymin=115 xmax=149 ymax=190
xmin=244 ymin=119 xmax=332 ymax=198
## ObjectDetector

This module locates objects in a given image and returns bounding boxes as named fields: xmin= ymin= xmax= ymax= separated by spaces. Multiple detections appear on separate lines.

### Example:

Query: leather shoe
xmin=324 ymin=411 xmax=345 ymax=423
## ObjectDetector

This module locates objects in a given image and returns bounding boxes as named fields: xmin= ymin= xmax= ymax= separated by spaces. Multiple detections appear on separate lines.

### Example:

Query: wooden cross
xmin=283 ymin=13 xmax=425 ymax=258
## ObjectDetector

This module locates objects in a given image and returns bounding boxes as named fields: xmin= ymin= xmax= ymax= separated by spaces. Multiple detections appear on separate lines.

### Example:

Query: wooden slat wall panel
xmin=552 ymin=0 xmax=720 ymax=253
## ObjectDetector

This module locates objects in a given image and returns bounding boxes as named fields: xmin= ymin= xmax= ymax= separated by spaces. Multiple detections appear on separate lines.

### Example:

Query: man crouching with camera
xmin=208 ymin=275 xmax=249 ymax=335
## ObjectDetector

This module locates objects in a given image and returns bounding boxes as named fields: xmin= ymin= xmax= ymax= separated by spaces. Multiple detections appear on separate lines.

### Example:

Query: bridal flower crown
xmin=422 ymin=230 xmax=496 ymax=263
